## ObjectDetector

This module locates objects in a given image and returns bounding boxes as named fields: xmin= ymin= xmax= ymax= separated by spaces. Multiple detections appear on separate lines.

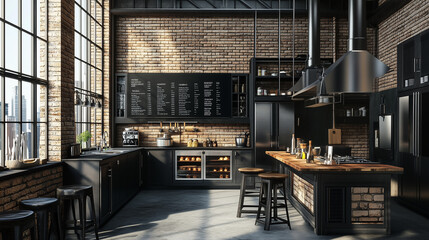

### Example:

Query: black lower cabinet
xmin=64 ymin=150 xmax=142 ymax=226
xmin=233 ymin=150 xmax=254 ymax=188
xmin=144 ymin=150 xmax=173 ymax=187
xmin=419 ymin=156 xmax=429 ymax=211
xmin=400 ymin=153 xmax=418 ymax=204
xmin=143 ymin=149 xmax=253 ymax=188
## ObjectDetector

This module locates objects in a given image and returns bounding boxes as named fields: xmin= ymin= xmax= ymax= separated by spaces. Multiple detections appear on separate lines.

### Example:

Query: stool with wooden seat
xmin=57 ymin=185 xmax=99 ymax=240
xmin=20 ymin=197 xmax=63 ymax=240
xmin=0 ymin=210 xmax=36 ymax=240
xmin=255 ymin=173 xmax=291 ymax=231
xmin=236 ymin=167 xmax=265 ymax=217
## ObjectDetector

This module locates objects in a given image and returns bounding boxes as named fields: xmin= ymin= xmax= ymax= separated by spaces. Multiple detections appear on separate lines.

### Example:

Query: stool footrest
xmin=240 ymin=210 xmax=259 ymax=214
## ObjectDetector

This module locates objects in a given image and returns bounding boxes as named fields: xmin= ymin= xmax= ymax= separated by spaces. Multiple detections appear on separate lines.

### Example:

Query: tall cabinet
xmin=397 ymin=28 xmax=429 ymax=216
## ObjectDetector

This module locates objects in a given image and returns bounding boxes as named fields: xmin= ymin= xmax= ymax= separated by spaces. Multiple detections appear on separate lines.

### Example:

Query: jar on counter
xmin=187 ymin=139 xmax=193 ymax=147
xmin=192 ymin=139 xmax=199 ymax=147
xmin=213 ymin=140 xmax=218 ymax=147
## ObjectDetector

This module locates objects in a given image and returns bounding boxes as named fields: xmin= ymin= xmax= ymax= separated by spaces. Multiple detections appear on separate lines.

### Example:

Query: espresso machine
xmin=122 ymin=128 xmax=139 ymax=146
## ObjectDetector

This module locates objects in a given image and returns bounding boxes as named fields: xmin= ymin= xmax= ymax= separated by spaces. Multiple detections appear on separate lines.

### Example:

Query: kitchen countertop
xmin=266 ymin=151 xmax=403 ymax=173
xmin=140 ymin=146 xmax=253 ymax=150
xmin=63 ymin=147 xmax=144 ymax=161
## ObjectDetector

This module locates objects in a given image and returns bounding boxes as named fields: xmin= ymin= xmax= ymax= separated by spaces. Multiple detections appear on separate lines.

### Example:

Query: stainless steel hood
xmin=322 ymin=50 xmax=389 ymax=93
xmin=293 ymin=0 xmax=389 ymax=100
xmin=322 ymin=0 xmax=389 ymax=94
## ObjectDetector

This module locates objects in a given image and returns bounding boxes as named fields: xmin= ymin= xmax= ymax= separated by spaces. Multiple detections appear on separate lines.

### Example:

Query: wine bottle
xmin=291 ymin=134 xmax=296 ymax=155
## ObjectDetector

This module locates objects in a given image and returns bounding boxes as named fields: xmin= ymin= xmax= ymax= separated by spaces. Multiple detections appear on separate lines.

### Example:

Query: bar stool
xmin=20 ymin=197 xmax=63 ymax=240
xmin=236 ymin=167 xmax=265 ymax=217
xmin=57 ymin=185 xmax=99 ymax=240
xmin=0 ymin=210 xmax=36 ymax=240
xmin=255 ymin=173 xmax=291 ymax=231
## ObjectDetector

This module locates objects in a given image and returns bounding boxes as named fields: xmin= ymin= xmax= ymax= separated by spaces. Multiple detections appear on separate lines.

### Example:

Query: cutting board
xmin=328 ymin=128 xmax=342 ymax=144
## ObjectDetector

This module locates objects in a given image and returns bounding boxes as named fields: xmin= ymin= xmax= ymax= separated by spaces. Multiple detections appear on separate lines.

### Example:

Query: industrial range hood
xmin=291 ymin=0 xmax=389 ymax=106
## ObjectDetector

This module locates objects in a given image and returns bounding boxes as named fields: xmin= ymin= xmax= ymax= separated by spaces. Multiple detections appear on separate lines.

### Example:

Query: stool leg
xmin=282 ymin=183 xmax=291 ymax=230
xmin=71 ymin=199 xmax=79 ymax=238
xmin=90 ymin=193 xmax=99 ymax=240
xmin=255 ymin=181 xmax=264 ymax=225
xmin=80 ymin=196 xmax=86 ymax=240
xmin=37 ymin=210 xmax=48 ymax=240
xmin=237 ymin=174 xmax=247 ymax=218
xmin=53 ymin=205 xmax=64 ymax=240
xmin=273 ymin=184 xmax=278 ymax=220
xmin=13 ymin=226 xmax=22 ymax=240
xmin=264 ymin=180 xmax=272 ymax=231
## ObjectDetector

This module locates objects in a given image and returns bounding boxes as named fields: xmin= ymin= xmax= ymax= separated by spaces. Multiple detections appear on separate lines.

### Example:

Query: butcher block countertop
xmin=266 ymin=151 xmax=403 ymax=174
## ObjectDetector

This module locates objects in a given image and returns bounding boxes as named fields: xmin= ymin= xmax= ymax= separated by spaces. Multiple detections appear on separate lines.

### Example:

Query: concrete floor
xmin=80 ymin=189 xmax=429 ymax=240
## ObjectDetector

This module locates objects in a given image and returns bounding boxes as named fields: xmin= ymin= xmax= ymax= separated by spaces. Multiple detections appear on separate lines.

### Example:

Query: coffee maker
xmin=122 ymin=128 xmax=139 ymax=146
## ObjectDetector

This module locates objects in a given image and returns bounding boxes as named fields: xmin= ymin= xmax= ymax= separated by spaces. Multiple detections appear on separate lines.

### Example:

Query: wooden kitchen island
xmin=266 ymin=151 xmax=403 ymax=235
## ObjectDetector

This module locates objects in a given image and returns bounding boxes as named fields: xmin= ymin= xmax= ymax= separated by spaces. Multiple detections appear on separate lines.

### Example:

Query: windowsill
xmin=0 ymin=161 xmax=63 ymax=181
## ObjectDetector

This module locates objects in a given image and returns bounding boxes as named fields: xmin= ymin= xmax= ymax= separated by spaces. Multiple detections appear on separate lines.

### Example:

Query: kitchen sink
xmin=82 ymin=149 xmax=125 ymax=155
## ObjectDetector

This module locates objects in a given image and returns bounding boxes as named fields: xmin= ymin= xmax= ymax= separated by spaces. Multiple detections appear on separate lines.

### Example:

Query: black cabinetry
xmin=254 ymin=102 xmax=294 ymax=170
xmin=64 ymin=150 xmax=142 ymax=226
xmin=233 ymin=150 xmax=254 ymax=188
xmin=232 ymin=74 xmax=249 ymax=118
xmin=144 ymin=150 xmax=173 ymax=187
xmin=397 ymin=86 xmax=429 ymax=216
xmin=143 ymin=149 xmax=252 ymax=188
xmin=397 ymin=28 xmax=429 ymax=91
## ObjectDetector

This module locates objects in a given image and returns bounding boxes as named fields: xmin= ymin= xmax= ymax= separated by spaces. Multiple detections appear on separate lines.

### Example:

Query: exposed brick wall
xmin=48 ymin=0 xmax=75 ymax=161
xmin=377 ymin=0 xmax=429 ymax=91
xmin=0 ymin=166 xmax=63 ymax=212
xmin=351 ymin=187 xmax=385 ymax=224
xmin=116 ymin=123 xmax=250 ymax=147
xmin=337 ymin=123 xmax=369 ymax=159
xmin=115 ymin=15 xmax=367 ymax=73
xmin=292 ymin=173 xmax=314 ymax=214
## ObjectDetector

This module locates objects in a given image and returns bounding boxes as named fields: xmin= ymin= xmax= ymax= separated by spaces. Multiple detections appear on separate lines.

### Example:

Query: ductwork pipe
xmin=348 ymin=0 xmax=367 ymax=51
xmin=308 ymin=0 xmax=320 ymax=67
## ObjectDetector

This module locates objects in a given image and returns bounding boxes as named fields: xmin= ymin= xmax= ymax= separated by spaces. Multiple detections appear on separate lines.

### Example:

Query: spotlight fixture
xmin=83 ymin=96 xmax=90 ymax=107
xmin=75 ymin=91 xmax=82 ymax=105
xmin=90 ymin=97 xmax=96 ymax=107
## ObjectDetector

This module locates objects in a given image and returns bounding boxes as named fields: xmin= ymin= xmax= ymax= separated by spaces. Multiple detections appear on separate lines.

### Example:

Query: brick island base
xmin=266 ymin=151 xmax=403 ymax=235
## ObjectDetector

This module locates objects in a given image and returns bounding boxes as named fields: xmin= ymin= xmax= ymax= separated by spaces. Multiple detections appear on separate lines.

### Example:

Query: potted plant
xmin=77 ymin=131 xmax=92 ymax=149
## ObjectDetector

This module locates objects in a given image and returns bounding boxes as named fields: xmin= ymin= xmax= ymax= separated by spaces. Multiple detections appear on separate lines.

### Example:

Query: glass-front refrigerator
xmin=175 ymin=151 xmax=203 ymax=180
xmin=175 ymin=150 xmax=232 ymax=181
xmin=204 ymin=151 xmax=232 ymax=180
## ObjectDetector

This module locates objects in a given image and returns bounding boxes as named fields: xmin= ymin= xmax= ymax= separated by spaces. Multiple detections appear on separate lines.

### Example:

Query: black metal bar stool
xmin=255 ymin=173 xmax=291 ymax=231
xmin=20 ymin=197 xmax=63 ymax=240
xmin=0 ymin=210 xmax=36 ymax=240
xmin=57 ymin=185 xmax=99 ymax=240
xmin=236 ymin=167 xmax=265 ymax=217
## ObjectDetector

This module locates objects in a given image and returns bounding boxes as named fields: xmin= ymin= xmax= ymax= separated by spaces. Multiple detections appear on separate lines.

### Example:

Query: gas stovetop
xmin=316 ymin=155 xmax=378 ymax=164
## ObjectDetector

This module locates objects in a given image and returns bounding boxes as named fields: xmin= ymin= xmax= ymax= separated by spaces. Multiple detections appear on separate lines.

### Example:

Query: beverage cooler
xmin=175 ymin=150 xmax=232 ymax=180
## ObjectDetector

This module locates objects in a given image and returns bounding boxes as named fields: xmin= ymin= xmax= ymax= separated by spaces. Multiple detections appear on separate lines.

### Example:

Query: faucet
xmin=99 ymin=131 xmax=109 ymax=151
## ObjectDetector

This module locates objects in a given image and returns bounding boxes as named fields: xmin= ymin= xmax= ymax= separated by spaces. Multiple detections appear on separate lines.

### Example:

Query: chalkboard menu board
xmin=126 ymin=73 xmax=232 ymax=118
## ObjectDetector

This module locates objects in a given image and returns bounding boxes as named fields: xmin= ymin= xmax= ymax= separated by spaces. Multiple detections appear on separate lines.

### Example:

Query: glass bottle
xmin=291 ymin=134 xmax=296 ymax=155
xmin=306 ymin=140 xmax=313 ymax=162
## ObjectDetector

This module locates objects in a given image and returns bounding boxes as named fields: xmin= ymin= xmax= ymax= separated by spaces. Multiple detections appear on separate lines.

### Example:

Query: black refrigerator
xmin=254 ymin=102 xmax=294 ymax=170
xmin=398 ymin=85 xmax=429 ymax=214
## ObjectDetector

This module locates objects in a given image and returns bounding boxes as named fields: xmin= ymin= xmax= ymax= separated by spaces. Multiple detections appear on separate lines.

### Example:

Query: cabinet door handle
xmin=117 ymin=160 xmax=120 ymax=165
xmin=107 ymin=169 xmax=112 ymax=178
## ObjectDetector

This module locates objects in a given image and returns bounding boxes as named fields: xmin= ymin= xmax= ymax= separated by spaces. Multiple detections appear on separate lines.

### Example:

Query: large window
xmin=0 ymin=0 xmax=48 ymax=166
xmin=75 ymin=0 xmax=104 ymax=148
